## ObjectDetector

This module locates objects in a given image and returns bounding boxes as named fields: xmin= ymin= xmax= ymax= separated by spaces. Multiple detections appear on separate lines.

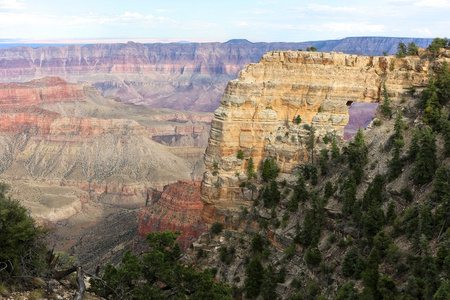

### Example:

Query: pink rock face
xmin=137 ymin=181 xmax=206 ymax=250
xmin=0 ymin=77 xmax=82 ymax=133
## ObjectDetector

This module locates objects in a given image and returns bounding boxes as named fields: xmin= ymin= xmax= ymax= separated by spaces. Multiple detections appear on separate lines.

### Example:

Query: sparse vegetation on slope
xmin=188 ymin=41 xmax=450 ymax=300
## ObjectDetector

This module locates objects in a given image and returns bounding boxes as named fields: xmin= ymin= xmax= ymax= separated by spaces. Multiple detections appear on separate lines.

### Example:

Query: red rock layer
xmin=0 ymin=77 xmax=83 ymax=106
xmin=137 ymin=181 xmax=205 ymax=250
xmin=0 ymin=77 xmax=83 ymax=133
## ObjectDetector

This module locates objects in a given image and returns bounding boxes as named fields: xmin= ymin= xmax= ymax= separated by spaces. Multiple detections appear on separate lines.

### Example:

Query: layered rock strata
xmin=201 ymin=50 xmax=440 ymax=225
xmin=0 ymin=37 xmax=433 ymax=112
xmin=137 ymin=181 xmax=205 ymax=250
xmin=0 ymin=77 xmax=211 ymax=221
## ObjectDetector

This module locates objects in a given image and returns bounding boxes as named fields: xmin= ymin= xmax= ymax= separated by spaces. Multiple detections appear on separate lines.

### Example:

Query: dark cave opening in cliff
xmin=343 ymin=102 xmax=378 ymax=140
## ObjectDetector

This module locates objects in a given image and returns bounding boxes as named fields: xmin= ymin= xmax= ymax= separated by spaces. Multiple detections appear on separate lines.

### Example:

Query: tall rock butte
xmin=201 ymin=50 xmax=443 ymax=225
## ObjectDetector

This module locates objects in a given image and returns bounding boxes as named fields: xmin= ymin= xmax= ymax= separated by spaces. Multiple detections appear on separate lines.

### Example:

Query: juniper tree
xmin=244 ymin=255 xmax=264 ymax=299
xmin=342 ymin=174 xmax=357 ymax=217
xmin=331 ymin=135 xmax=341 ymax=162
xmin=263 ymin=180 xmax=281 ymax=208
xmin=0 ymin=185 xmax=48 ymax=277
xmin=261 ymin=265 xmax=279 ymax=300
xmin=436 ymin=61 xmax=450 ymax=105
xmin=438 ymin=111 xmax=450 ymax=156
xmin=289 ymin=173 xmax=308 ymax=212
xmin=407 ymin=127 xmax=421 ymax=161
xmin=377 ymin=275 xmax=398 ymax=299
xmin=319 ymin=148 xmax=329 ymax=175
xmin=361 ymin=248 xmax=381 ymax=299
xmin=432 ymin=166 xmax=450 ymax=203
xmin=412 ymin=126 xmax=437 ymax=185
xmin=347 ymin=129 xmax=368 ymax=183
xmin=90 ymin=231 xmax=231 ymax=299
xmin=381 ymin=84 xmax=392 ymax=118
xmin=407 ymin=42 xmax=419 ymax=55
xmin=262 ymin=158 xmax=280 ymax=182
xmin=247 ymin=158 xmax=255 ymax=180
xmin=397 ymin=42 xmax=407 ymax=58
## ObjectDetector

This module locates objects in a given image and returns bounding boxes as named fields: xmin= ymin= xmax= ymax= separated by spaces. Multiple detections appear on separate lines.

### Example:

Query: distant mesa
xmin=224 ymin=39 xmax=253 ymax=44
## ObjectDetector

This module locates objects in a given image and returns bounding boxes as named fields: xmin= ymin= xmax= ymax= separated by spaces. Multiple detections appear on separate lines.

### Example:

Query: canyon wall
xmin=137 ymin=181 xmax=205 ymax=251
xmin=201 ymin=50 xmax=443 ymax=225
xmin=0 ymin=77 xmax=211 ymax=222
xmin=0 ymin=37 xmax=433 ymax=112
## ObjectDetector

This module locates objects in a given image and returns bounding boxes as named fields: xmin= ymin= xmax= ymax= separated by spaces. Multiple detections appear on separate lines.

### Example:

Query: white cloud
xmin=412 ymin=27 xmax=433 ymax=36
xmin=0 ymin=12 xmax=54 ymax=25
xmin=306 ymin=4 xmax=360 ymax=13
xmin=320 ymin=22 xmax=386 ymax=33
xmin=251 ymin=8 xmax=270 ymax=15
xmin=291 ymin=4 xmax=401 ymax=18
xmin=0 ymin=0 xmax=26 ymax=10
xmin=258 ymin=1 xmax=277 ymax=4
xmin=414 ymin=0 xmax=450 ymax=7
xmin=120 ymin=12 xmax=144 ymax=20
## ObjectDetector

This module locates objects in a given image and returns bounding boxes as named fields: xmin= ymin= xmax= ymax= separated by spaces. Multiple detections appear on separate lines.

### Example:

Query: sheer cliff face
xmin=137 ymin=181 xmax=205 ymax=251
xmin=201 ymin=50 xmax=435 ymax=224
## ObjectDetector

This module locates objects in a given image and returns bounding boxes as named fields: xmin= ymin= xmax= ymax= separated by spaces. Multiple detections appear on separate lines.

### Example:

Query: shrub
xmin=0 ymin=185 xmax=48 ymax=278
xmin=247 ymin=158 xmax=255 ymax=180
xmin=400 ymin=187 xmax=414 ymax=202
xmin=373 ymin=119 xmax=383 ymax=126
xmin=304 ymin=247 xmax=322 ymax=267
xmin=251 ymin=233 xmax=265 ymax=253
xmin=237 ymin=150 xmax=244 ymax=160
xmin=284 ymin=246 xmax=295 ymax=260
xmin=90 ymin=231 xmax=231 ymax=299
xmin=210 ymin=222 xmax=223 ymax=235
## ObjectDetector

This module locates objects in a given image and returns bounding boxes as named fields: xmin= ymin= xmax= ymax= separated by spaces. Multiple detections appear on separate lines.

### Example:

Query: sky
xmin=0 ymin=0 xmax=449 ymax=44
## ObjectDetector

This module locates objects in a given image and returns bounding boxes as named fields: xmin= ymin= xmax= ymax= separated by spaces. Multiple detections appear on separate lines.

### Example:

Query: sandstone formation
xmin=0 ymin=77 xmax=212 ymax=222
xmin=201 ymin=50 xmax=445 ymax=225
xmin=137 ymin=181 xmax=205 ymax=250
xmin=0 ymin=38 xmax=433 ymax=112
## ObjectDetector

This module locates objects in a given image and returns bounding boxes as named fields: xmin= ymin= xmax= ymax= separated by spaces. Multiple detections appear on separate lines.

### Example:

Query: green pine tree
xmin=407 ymin=127 xmax=421 ymax=161
xmin=244 ymin=256 xmax=264 ymax=299
xmin=381 ymin=84 xmax=392 ymax=117
xmin=262 ymin=158 xmax=280 ymax=182
xmin=331 ymin=135 xmax=341 ymax=162
xmin=412 ymin=126 xmax=437 ymax=185
xmin=247 ymin=157 xmax=255 ymax=180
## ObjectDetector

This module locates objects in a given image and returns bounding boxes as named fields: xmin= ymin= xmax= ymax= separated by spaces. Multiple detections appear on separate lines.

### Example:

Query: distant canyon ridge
xmin=0 ymin=37 xmax=433 ymax=112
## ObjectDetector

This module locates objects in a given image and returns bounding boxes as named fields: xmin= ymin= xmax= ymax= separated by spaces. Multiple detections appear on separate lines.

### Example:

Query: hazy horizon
xmin=0 ymin=0 xmax=448 ymax=44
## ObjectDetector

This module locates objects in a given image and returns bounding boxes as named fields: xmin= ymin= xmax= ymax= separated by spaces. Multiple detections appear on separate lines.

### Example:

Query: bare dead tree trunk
xmin=73 ymin=266 xmax=85 ymax=300
xmin=52 ymin=266 xmax=78 ymax=280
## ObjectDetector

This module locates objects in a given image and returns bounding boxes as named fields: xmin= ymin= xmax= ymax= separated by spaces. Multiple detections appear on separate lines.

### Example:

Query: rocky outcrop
xmin=201 ymin=50 xmax=447 ymax=225
xmin=0 ymin=38 xmax=434 ymax=112
xmin=137 ymin=181 xmax=205 ymax=250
